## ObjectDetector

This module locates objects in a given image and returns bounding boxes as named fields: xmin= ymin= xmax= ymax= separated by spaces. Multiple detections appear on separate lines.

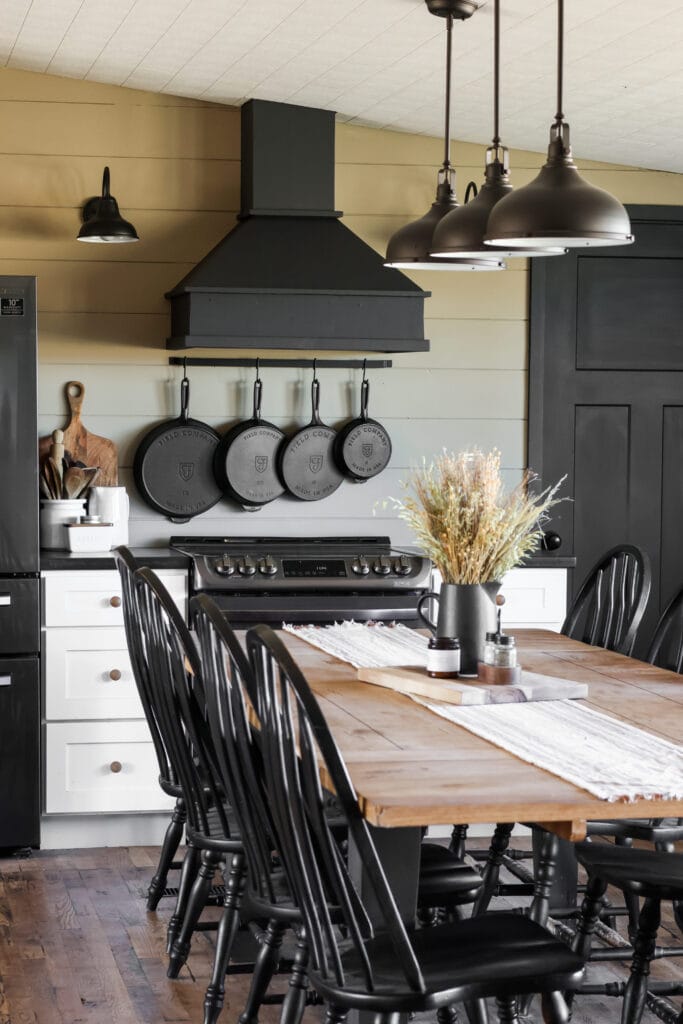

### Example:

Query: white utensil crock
xmin=88 ymin=487 xmax=130 ymax=546
xmin=40 ymin=499 xmax=86 ymax=550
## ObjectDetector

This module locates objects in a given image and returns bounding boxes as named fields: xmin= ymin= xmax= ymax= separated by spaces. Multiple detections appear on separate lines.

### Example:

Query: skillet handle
xmin=311 ymin=377 xmax=321 ymax=425
xmin=360 ymin=378 xmax=370 ymax=421
xmin=252 ymin=377 xmax=262 ymax=421
xmin=180 ymin=376 xmax=190 ymax=423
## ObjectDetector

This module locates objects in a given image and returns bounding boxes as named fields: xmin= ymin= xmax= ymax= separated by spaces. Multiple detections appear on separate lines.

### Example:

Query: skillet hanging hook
xmin=255 ymin=357 xmax=261 ymax=383
xmin=362 ymin=358 xmax=367 ymax=383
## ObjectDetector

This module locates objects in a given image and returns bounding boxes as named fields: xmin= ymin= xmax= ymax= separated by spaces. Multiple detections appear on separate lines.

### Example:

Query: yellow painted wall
xmin=2 ymin=66 xmax=682 ymax=542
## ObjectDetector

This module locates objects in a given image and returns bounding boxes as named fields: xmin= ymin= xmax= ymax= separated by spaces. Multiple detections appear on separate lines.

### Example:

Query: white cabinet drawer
xmin=44 ymin=628 xmax=143 ymax=721
xmin=499 ymin=568 xmax=568 ymax=630
xmin=44 ymin=720 xmax=175 ymax=814
xmin=43 ymin=569 xmax=187 ymax=627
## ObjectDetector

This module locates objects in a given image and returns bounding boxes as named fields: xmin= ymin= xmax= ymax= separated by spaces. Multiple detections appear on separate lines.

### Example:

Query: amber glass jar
xmin=427 ymin=637 xmax=461 ymax=678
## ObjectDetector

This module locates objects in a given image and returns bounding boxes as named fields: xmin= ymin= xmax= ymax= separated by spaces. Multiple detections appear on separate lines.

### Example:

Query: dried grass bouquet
xmin=388 ymin=449 xmax=565 ymax=585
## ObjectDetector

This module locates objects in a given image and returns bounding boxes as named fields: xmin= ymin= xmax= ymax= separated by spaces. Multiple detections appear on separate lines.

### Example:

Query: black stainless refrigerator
xmin=0 ymin=276 xmax=40 ymax=849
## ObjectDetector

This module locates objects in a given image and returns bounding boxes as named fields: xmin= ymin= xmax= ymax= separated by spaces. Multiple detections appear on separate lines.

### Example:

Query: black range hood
xmin=166 ymin=100 xmax=430 ymax=353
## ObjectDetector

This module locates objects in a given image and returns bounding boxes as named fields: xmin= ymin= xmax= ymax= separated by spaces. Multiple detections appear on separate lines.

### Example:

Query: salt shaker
xmin=492 ymin=634 xmax=517 ymax=668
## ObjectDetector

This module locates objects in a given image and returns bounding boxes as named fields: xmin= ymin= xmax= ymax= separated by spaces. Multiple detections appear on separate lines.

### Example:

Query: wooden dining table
xmin=279 ymin=626 xmax=683 ymax=945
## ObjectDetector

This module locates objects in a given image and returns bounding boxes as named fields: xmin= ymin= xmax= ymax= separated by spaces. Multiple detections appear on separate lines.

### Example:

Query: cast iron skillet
xmin=278 ymin=371 xmax=343 ymax=501
xmin=334 ymin=374 xmax=392 ymax=481
xmin=134 ymin=374 xmax=222 ymax=523
xmin=214 ymin=371 xmax=285 ymax=509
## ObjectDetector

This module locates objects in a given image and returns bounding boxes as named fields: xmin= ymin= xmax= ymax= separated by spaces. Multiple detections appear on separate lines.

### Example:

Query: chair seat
xmin=313 ymin=913 xmax=583 ymax=1012
xmin=576 ymin=840 xmax=683 ymax=899
xmin=418 ymin=842 xmax=482 ymax=906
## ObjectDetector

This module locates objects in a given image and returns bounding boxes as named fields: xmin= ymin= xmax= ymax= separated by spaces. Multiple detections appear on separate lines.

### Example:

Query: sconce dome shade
xmin=431 ymin=159 xmax=566 ymax=258
xmin=485 ymin=129 xmax=633 ymax=249
xmin=77 ymin=166 xmax=139 ymax=243
xmin=77 ymin=200 xmax=139 ymax=243
xmin=385 ymin=189 xmax=505 ymax=271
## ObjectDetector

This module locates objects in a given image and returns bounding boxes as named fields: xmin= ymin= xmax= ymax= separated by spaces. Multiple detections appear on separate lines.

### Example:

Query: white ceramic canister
xmin=88 ymin=487 xmax=130 ymax=546
xmin=39 ymin=499 xmax=87 ymax=550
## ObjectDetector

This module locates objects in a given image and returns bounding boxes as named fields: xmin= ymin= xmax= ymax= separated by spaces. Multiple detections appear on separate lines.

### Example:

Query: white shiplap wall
xmin=1 ymin=67 xmax=680 ymax=545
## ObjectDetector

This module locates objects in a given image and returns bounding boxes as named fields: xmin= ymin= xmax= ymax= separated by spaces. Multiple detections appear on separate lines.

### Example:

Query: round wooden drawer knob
xmin=109 ymin=669 xmax=121 ymax=681
xmin=109 ymin=595 xmax=122 ymax=608
xmin=110 ymin=761 xmax=122 ymax=774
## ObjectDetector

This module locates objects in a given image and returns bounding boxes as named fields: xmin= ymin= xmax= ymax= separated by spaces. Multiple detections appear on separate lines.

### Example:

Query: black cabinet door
xmin=529 ymin=206 xmax=683 ymax=656
xmin=0 ymin=657 xmax=39 ymax=848
xmin=0 ymin=277 xmax=38 ymax=574
xmin=0 ymin=578 xmax=40 ymax=655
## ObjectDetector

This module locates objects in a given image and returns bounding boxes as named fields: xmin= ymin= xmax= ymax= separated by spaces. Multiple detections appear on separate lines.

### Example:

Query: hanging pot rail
xmin=168 ymin=357 xmax=392 ymax=370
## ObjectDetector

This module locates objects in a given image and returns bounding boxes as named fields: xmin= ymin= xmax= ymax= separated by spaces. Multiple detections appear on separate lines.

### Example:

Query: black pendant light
xmin=384 ymin=0 xmax=504 ymax=272
xmin=484 ymin=0 xmax=633 ymax=249
xmin=77 ymin=166 xmax=139 ymax=244
xmin=430 ymin=0 xmax=565 ymax=260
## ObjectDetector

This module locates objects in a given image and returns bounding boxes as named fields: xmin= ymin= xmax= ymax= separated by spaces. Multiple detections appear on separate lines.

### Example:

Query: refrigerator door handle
xmin=0 ymin=675 xmax=11 ymax=686
xmin=0 ymin=595 xmax=10 ymax=606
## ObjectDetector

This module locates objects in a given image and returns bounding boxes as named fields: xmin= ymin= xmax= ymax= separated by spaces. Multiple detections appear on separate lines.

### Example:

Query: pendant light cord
xmin=443 ymin=13 xmax=453 ymax=169
xmin=556 ymin=0 xmax=564 ymax=121
xmin=492 ymin=0 xmax=500 ymax=147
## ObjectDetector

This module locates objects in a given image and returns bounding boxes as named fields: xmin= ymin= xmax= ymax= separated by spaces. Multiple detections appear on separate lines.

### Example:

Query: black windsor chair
xmin=647 ymin=586 xmax=683 ymax=674
xmin=561 ymin=544 xmax=651 ymax=656
xmin=569 ymin=842 xmax=683 ymax=1024
xmin=247 ymin=622 xmax=584 ymax=1024
xmin=193 ymin=594 xmax=495 ymax=1024
xmin=576 ymin=588 xmax=683 ymax=942
xmin=114 ymin=546 xmax=197 ymax=946
xmin=133 ymin=566 xmax=247 ymax=1024
xmin=192 ymin=593 xmax=314 ymax=1024
xmin=474 ymin=546 xmax=653 ymax=925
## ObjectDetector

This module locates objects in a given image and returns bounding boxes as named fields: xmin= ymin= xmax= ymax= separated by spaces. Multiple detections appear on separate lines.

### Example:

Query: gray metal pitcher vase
xmin=417 ymin=582 xmax=501 ymax=675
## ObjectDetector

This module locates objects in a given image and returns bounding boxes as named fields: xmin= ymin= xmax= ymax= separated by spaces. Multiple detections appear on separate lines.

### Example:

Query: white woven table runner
xmin=284 ymin=621 xmax=429 ymax=669
xmin=416 ymin=698 xmax=683 ymax=803
xmin=284 ymin=622 xmax=683 ymax=803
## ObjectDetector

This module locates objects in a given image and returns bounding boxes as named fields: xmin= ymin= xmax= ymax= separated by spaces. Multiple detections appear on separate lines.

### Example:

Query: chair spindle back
xmin=247 ymin=623 xmax=426 ymax=995
xmin=561 ymin=544 xmax=651 ymax=655
xmin=646 ymin=586 xmax=683 ymax=673
xmin=192 ymin=594 xmax=280 ymax=907
xmin=134 ymin=567 xmax=233 ymax=840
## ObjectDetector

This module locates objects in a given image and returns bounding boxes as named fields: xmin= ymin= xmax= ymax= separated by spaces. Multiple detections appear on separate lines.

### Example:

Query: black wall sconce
xmin=77 ymin=166 xmax=139 ymax=244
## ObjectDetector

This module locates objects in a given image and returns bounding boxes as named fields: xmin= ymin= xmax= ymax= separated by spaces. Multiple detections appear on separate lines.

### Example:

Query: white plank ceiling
xmin=2 ymin=0 xmax=682 ymax=172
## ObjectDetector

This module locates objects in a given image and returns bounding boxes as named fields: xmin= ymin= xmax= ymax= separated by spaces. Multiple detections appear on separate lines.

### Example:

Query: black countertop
xmin=40 ymin=547 xmax=575 ymax=572
xmin=520 ymin=554 xmax=576 ymax=568
xmin=40 ymin=547 xmax=191 ymax=571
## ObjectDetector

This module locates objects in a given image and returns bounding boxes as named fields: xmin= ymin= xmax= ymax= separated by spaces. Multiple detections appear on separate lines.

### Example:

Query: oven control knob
xmin=238 ymin=557 xmax=256 ymax=577
xmin=215 ymin=556 xmax=236 ymax=577
xmin=258 ymin=556 xmax=278 ymax=576
xmin=394 ymin=555 xmax=412 ymax=576
xmin=373 ymin=556 xmax=392 ymax=576
xmin=352 ymin=557 xmax=370 ymax=576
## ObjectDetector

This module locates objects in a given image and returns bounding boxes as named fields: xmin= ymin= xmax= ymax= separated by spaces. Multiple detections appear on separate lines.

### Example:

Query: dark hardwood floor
xmin=0 ymin=843 xmax=680 ymax=1024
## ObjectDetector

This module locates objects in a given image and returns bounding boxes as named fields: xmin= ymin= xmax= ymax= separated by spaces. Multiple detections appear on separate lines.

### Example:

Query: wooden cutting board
xmin=356 ymin=665 xmax=589 ymax=705
xmin=39 ymin=381 xmax=118 ymax=486
xmin=357 ymin=666 xmax=476 ymax=704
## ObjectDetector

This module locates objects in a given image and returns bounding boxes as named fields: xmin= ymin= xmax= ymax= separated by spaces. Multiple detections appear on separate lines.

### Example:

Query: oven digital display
xmin=282 ymin=559 xmax=347 ymax=578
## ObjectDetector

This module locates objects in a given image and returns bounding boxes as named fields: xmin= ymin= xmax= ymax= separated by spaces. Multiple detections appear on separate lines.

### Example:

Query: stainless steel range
xmin=171 ymin=536 xmax=432 ymax=625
